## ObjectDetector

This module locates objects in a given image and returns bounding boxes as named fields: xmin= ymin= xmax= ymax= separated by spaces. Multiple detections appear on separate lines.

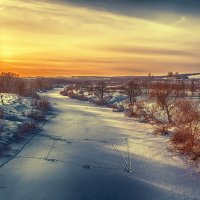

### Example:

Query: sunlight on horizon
xmin=0 ymin=0 xmax=200 ymax=76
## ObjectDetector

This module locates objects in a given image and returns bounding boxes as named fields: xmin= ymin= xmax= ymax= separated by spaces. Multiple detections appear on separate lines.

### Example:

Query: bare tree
xmin=125 ymin=80 xmax=141 ymax=105
xmin=95 ymin=81 xmax=107 ymax=102
xmin=167 ymin=71 xmax=174 ymax=78
xmin=150 ymin=82 xmax=177 ymax=124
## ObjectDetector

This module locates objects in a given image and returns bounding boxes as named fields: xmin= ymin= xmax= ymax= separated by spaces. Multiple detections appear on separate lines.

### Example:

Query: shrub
xmin=153 ymin=124 xmax=171 ymax=135
xmin=124 ymin=80 xmax=141 ymax=105
xmin=171 ymin=99 xmax=200 ymax=162
xmin=32 ymin=95 xmax=50 ymax=113
xmin=124 ymin=101 xmax=146 ymax=118
xmin=60 ymin=89 xmax=68 ymax=96
xmin=124 ymin=105 xmax=136 ymax=117
xmin=95 ymin=99 xmax=107 ymax=105
xmin=16 ymin=122 xmax=37 ymax=138
xmin=31 ymin=92 xmax=40 ymax=100
xmin=29 ymin=110 xmax=46 ymax=121
xmin=38 ymin=96 xmax=50 ymax=112
xmin=171 ymin=127 xmax=200 ymax=161
xmin=173 ymin=99 xmax=200 ymax=128
xmin=112 ymin=105 xmax=124 ymax=112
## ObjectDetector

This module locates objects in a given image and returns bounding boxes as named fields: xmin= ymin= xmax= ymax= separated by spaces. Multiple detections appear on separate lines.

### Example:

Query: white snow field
xmin=0 ymin=88 xmax=200 ymax=200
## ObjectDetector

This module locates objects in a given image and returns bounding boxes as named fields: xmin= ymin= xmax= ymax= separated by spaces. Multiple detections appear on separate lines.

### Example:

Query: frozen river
xmin=0 ymin=88 xmax=200 ymax=200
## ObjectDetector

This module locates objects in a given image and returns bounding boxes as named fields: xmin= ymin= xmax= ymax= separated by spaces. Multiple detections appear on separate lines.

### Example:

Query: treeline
xmin=60 ymin=78 xmax=200 ymax=104
xmin=0 ymin=72 xmax=52 ymax=96
xmin=0 ymin=72 xmax=68 ymax=96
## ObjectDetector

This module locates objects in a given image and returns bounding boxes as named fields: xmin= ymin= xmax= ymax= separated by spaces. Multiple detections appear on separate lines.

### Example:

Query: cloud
xmin=100 ymin=46 xmax=198 ymax=58
xmin=54 ymin=0 xmax=200 ymax=18
xmin=1 ymin=0 xmax=200 ymax=76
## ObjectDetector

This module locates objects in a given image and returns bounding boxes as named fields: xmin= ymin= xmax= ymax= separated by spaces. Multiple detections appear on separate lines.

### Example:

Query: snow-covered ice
xmin=0 ymin=88 xmax=200 ymax=200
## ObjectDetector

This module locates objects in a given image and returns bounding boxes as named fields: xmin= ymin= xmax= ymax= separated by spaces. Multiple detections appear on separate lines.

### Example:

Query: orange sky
xmin=0 ymin=0 xmax=200 ymax=76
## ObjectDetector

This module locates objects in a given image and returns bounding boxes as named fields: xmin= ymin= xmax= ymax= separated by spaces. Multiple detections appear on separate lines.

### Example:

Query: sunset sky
xmin=0 ymin=0 xmax=200 ymax=76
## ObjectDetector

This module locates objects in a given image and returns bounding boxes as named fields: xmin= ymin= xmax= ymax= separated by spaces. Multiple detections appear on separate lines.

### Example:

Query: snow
xmin=188 ymin=74 xmax=200 ymax=79
xmin=0 ymin=93 xmax=32 ymax=115
xmin=0 ymin=93 xmax=19 ymax=106
xmin=0 ymin=94 xmax=33 ymax=147
xmin=0 ymin=92 xmax=51 ymax=154
xmin=107 ymin=92 xmax=128 ymax=104
xmin=0 ymin=88 xmax=200 ymax=200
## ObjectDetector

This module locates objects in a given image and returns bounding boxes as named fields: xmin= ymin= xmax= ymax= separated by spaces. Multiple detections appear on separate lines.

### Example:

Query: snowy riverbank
xmin=0 ymin=92 xmax=52 ymax=156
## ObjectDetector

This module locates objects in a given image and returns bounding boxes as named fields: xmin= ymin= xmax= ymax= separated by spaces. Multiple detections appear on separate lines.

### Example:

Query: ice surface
xmin=0 ymin=88 xmax=200 ymax=200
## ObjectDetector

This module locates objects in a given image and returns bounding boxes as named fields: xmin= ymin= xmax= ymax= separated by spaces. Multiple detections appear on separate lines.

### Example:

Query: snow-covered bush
xmin=32 ymin=95 xmax=50 ymax=113
xmin=37 ymin=96 xmax=50 ymax=112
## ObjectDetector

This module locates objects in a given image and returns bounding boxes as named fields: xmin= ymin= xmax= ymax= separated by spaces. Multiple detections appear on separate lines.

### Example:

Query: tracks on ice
xmin=0 ymin=114 xmax=56 ymax=169
xmin=37 ymin=133 xmax=133 ymax=173
xmin=15 ymin=156 xmax=123 ymax=171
